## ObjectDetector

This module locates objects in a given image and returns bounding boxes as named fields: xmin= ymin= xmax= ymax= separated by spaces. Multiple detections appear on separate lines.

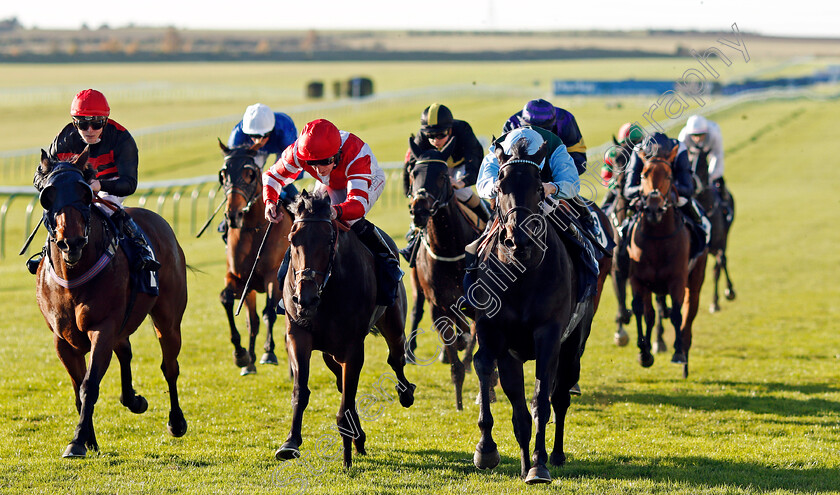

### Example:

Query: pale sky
xmin=5 ymin=0 xmax=839 ymax=38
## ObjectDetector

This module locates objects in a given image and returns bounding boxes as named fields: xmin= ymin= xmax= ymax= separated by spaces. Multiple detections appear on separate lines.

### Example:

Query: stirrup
xmin=26 ymin=253 xmax=43 ymax=275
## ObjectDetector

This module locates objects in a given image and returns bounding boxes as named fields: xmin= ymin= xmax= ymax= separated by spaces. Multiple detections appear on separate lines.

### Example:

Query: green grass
xmin=1 ymin=60 xmax=839 ymax=494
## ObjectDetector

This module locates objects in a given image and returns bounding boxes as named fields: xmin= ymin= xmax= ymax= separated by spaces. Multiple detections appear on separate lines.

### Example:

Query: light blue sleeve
xmin=476 ymin=147 xmax=500 ymax=200
xmin=548 ymin=144 xmax=580 ymax=199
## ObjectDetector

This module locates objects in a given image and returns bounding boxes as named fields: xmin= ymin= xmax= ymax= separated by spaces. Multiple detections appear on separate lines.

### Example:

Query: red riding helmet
xmin=71 ymin=89 xmax=110 ymax=117
xmin=295 ymin=119 xmax=342 ymax=161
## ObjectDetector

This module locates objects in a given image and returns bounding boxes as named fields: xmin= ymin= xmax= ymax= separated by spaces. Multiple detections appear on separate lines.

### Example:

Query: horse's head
xmin=38 ymin=148 xmax=94 ymax=265
xmin=638 ymin=139 xmax=679 ymax=224
xmin=287 ymin=190 xmax=337 ymax=323
xmin=218 ymin=139 xmax=262 ymax=229
xmin=407 ymin=140 xmax=452 ymax=228
xmin=494 ymin=129 xmax=547 ymax=261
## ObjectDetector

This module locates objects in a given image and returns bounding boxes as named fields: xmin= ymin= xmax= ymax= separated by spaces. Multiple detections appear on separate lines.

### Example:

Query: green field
xmin=0 ymin=59 xmax=839 ymax=494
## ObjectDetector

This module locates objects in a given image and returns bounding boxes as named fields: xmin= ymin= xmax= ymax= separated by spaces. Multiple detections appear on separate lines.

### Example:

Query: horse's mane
xmin=291 ymin=190 xmax=332 ymax=218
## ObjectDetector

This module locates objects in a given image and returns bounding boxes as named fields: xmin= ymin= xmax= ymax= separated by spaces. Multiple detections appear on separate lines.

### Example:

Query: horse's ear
xmin=39 ymin=149 xmax=52 ymax=174
xmin=612 ymin=135 xmax=620 ymax=146
xmin=218 ymin=138 xmax=230 ymax=155
xmin=535 ymin=141 xmax=548 ymax=164
xmin=73 ymin=146 xmax=90 ymax=170
xmin=638 ymin=149 xmax=647 ymax=161
xmin=667 ymin=145 xmax=679 ymax=163
xmin=408 ymin=135 xmax=422 ymax=160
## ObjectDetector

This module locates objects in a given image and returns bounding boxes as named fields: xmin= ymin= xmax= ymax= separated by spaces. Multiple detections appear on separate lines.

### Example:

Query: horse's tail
xmin=185 ymin=264 xmax=205 ymax=276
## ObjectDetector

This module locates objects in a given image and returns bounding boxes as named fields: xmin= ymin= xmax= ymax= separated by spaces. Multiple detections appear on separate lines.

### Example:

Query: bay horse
xmin=689 ymin=146 xmax=736 ymax=313
xmin=275 ymin=191 xmax=415 ymax=469
xmin=628 ymin=146 xmax=707 ymax=378
xmin=34 ymin=149 xmax=187 ymax=457
xmin=405 ymin=144 xmax=481 ymax=410
xmin=472 ymin=135 xmax=594 ymax=484
xmin=218 ymin=140 xmax=293 ymax=375
xmin=603 ymin=138 xmax=670 ymax=350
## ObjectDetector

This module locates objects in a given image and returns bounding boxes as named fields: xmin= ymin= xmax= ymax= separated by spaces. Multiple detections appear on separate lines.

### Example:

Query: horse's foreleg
xmin=338 ymin=348 xmax=366 ymax=469
xmin=653 ymin=294 xmax=669 ymax=353
xmin=630 ymin=281 xmax=654 ymax=367
xmin=260 ymin=290 xmax=279 ymax=366
xmin=242 ymin=290 xmax=260 ymax=375
xmin=711 ymin=252 xmax=722 ymax=313
xmin=613 ymin=249 xmax=631 ymax=346
xmin=55 ymin=335 xmax=86 ymax=415
xmin=668 ymin=284 xmax=686 ymax=365
xmin=497 ymin=352 xmax=532 ymax=481
xmin=435 ymin=307 xmax=465 ymax=411
xmin=276 ymin=329 xmax=312 ymax=461
xmin=461 ymin=320 xmax=477 ymax=374
xmin=473 ymin=345 xmax=500 ymax=470
xmin=721 ymin=252 xmax=736 ymax=301
xmin=63 ymin=329 xmax=115 ymax=457
xmin=681 ymin=256 xmax=707 ymax=378
xmin=114 ymin=339 xmax=148 ymax=414
xmin=220 ymin=286 xmax=248 ymax=369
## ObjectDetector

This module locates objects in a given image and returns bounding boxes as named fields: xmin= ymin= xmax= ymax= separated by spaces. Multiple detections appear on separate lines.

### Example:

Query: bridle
xmin=289 ymin=216 xmax=339 ymax=299
xmin=220 ymin=153 xmax=262 ymax=214
xmin=495 ymin=158 xmax=545 ymax=225
xmin=640 ymin=155 xmax=675 ymax=214
xmin=409 ymin=160 xmax=454 ymax=219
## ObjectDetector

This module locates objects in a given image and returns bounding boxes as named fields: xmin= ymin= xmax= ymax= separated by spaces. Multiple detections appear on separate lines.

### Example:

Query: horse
xmin=34 ymin=149 xmax=188 ymax=457
xmin=603 ymin=138 xmax=670 ymax=350
xmin=275 ymin=191 xmax=415 ymax=469
xmin=689 ymin=146 xmax=736 ymax=313
xmin=217 ymin=140 xmax=293 ymax=375
xmin=471 ymin=137 xmax=595 ymax=484
xmin=628 ymin=146 xmax=707 ymax=378
xmin=405 ymin=145 xmax=482 ymax=410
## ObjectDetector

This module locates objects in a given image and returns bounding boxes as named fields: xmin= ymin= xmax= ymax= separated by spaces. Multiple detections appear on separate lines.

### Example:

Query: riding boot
xmin=568 ymin=196 xmax=599 ymax=238
xmin=352 ymin=218 xmax=404 ymax=306
xmin=713 ymin=177 xmax=733 ymax=224
xmin=399 ymin=227 xmax=419 ymax=263
xmin=464 ymin=193 xmax=490 ymax=223
xmin=217 ymin=220 xmax=228 ymax=244
xmin=463 ymin=235 xmax=483 ymax=293
xmin=680 ymin=198 xmax=711 ymax=258
xmin=275 ymin=247 xmax=291 ymax=315
xmin=112 ymin=209 xmax=161 ymax=272
xmin=26 ymin=247 xmax=45 ymax=275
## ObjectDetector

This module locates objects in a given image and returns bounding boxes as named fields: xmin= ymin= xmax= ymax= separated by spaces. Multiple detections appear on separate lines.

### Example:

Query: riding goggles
xmin=73 ymin=117 xmax=107 ymax=131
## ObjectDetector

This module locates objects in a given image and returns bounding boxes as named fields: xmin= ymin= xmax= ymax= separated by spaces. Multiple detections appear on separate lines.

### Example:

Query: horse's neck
xmin=425 ymin=201 xmax=470 ymax=251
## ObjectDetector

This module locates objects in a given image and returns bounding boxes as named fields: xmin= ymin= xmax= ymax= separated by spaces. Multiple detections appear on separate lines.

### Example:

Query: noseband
xmin=496 ymin=158 xmax=544 ymax=225
xmin=640 ymin=156 xmax=675 ymax=213
xmin=410 ymin=161 xmax=454 ymax=218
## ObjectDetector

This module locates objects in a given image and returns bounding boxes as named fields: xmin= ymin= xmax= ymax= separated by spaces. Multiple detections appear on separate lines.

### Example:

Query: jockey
xmin=263 ymin=118 xmax=403 ymax=308
xmin=503 ymin=98 xmax=588 ymax=174
xmin=623 ymin=132 xmax=711 ymax=258
xmin=464 ymin=127 xmax=602 ymax=294
xmin=678 ymin=114 xmax=732 ymax=221
xmin=221 ymin=103 xmax=299 ymax=241
xmin=600 ymin=122 xmax=645 ymax=213
xmin=31 ymin=89 xmax=159 ymax=274
xmin=400 ymin=103 xmax=489 ymax=261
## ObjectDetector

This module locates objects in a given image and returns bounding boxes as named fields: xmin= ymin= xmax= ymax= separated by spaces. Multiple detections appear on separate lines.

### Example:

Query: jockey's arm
xmin=546 ymin=144 xmax=580 ymax=200
xmin=673 ymin=150 xmax=695 ymax=199
xmin=476 ymin=151 xmax=500 ymax=201
xmin=623 ymin=153 xmax=643 ymax=199
xmin=99 ymin=134 xmax=139 ymax=197
xmin=707 ymin=127 xmax=725 ymax=181
xmin=333 ymin=154 xmax=374 ymax=222
xmin=262 ymin=144 xmax=301 ymax=205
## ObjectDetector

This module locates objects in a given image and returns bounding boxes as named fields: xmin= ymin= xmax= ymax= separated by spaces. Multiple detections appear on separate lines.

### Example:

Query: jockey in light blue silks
xmin=464 ymin=127 xmax=606 ymax=301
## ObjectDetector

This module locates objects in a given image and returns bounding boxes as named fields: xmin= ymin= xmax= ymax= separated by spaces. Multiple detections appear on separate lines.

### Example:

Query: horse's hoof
xmin=709 ymin=302 xmax=720 ymax=313
xmin=525 ymin=465 xmax=552 ymax=484
xmin=167 ymin=414 xmax=188 ymax=438
xmin=398 ymin=383 xmax=416 ymax=408
xmin=354 ymin=439 xmax=367 ymax=455
xmin=638 ymin=352 xmax=654 ymax=368
xmin=234 ymin=350 xmax=251 ymax=368
xmin=618 ymin=309 xmax=632 ymax=325
xmin=549 ymin=450 xmax=566 ymax=466
xmin=614 ymin=329 xmax=629 ymax=347
xmin=725 ymin=288 xmax=736 ymax=300
xmin=275 ymin=442 xmax=301 ymax=461
xmin=569 ymin=383 xmax=581 ymax=396
xmin=129 ymin=395 xmax=148 ymax=414
xmin=671 ymin=351 xmax=687 ymax=364
xmin=653 ymin=339 xmax=667 ymax=354
xmin=62 ymin=443 xmax=87 ymax=458
xmin=240 ymin=364 xmax=257 ymax=376
xmin=473 ymin=448 xmax=501 ymax=470
xmin=260 ymin=352 xmax=278 ymax=365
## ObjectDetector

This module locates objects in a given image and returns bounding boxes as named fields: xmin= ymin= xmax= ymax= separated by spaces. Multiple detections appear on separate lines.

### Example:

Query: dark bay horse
xmin=628 ymin=147 xmax=707 ymax=378
xmin=690 ymin=147 xmax=736 ymax=313
xmin=218 ymin=141 xmax=293 ymax=375
xmin=34 ymin=149 xmax=187 ymax=457
xmin=472 ymin=137 xmax=594 ymax=484
xmin=275 ymin=191 xmax=415 ymax=469
xmin=405 ymin=144 xmax=481 ymax=410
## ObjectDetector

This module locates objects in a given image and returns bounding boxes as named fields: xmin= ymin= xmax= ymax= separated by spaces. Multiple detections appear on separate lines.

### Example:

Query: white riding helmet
xmin=242 ymin=103 xmax=275 ymax=135
xmin=685 ymin=115 xmax=709 ymax=135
